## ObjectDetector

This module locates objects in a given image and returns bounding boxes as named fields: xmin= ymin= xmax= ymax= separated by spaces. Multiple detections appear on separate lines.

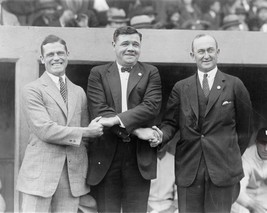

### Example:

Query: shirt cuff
xmin=116 ymin=115 xmax=125 ymax=128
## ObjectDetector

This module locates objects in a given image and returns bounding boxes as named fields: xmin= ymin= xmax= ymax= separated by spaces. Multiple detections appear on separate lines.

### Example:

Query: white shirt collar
xmin=198 ymin=67 xmax=217 ymax=79
xmin=46 ymin=71 xmax=66 ymax=90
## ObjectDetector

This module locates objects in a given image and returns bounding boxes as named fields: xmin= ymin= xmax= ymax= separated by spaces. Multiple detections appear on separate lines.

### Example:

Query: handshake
xmin=132 ymin=126 xmax=163 ymax=147
xmin=83 ymin=116 xmax=163 ymax=147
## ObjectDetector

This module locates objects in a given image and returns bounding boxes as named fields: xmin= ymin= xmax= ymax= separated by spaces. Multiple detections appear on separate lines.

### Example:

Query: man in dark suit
xmin=17 ymin=34 xmax=103 ymax=212
xmin=86 ymin=26 xmax=162 ymax=213
xmin=151 ymin=34 xmax=253 ymax=213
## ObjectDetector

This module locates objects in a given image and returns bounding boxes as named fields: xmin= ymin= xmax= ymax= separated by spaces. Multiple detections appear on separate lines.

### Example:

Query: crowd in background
xmin=2 ymin=0 xmax=267 ymax=31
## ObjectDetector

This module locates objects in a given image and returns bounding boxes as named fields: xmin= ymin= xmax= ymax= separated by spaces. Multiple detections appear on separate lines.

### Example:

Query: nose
xmin=203 ymin=51 xmax=210 ymax=58
xmin=126 ymin=44 xmax=134 ymax=51
xmin=53 ymin=53 xmax=60 ymax=60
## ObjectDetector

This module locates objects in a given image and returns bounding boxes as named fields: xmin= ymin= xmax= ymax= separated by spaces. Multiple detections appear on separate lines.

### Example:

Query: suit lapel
xmin=127 ymin=63 xmax=143 ymax=97
xmin=41 ymin=72 xmax=68 ymax=117
xmin=106 ymin=63 xmax=122 ymax=112
xmin=205 ymin=70 xmax=225 ymax=117
xmin=187 ymin=74 xmax=199 ymax=119
xmin=66 ymin=78 xmax=77 ymax=125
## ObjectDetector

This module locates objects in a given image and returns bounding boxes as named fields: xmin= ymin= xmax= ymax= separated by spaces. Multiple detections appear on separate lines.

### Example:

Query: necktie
xmin=121 ymin=67 xmax=132 ymax=73
xmin=202 ymin=73 xmax=210 ymax=97
xmin=59 ymin=77 xmax=67 ymax=103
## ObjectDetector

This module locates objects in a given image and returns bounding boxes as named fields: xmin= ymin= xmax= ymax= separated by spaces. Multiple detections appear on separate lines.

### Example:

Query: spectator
xmin=202 ymin=0 xmax=222 ymax=30
xmin=220 ymin=14 xmax=247 ymax=30
xmin=31 ymin=1 xmax=62 ymax=26
xmin=106 ymin=7 xmax=129 ymax=28
xmin=141 ymin=5 xmax=162 ymax=27
xmin=231 ymin=128 xmax=267 ymax=213
xmin=222 ymin=0 xmax=242 ymax=15
xmin=235 ymin=7 xmax=250 ymax=30
xmin=256 ymin=2 xmax=267 ymax=31
xmin=0 ymin=0 xmax=20 ymax=26
xmin=93 ymin=0 xmax=109 ymax=27
xmin=60 ymin=0 xmax=99 ymax=27
xmin=164 ymin=3 xmax=182 ymax=29
xmin=179 ymin=0 xmax=203 ymax=26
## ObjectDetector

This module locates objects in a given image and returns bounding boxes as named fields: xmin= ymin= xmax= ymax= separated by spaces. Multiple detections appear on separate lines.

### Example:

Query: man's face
xmin=258 ymin=8 xmax=267 ymax=22
xmin=112 ymin=34 xmax=141 ymax=67
xmin=257 ymin=142 xmax=267 ymax=160
xmin=41 ymin=42 xmax=68 ymax=77
xmin=190 ymin=35 xmax=220 ymax=73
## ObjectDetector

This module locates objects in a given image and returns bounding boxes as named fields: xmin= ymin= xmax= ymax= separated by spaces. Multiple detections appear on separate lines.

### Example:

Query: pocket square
xmin=222 ymin=101 xmax=232 ymax=106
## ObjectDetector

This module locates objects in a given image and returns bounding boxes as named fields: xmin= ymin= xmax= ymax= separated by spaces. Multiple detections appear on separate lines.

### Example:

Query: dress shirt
xmin=198 ymin=67 xmax=217 ymax=90
xmin=116 ymin=62 xmax=130 ymax=113
xmin=46 ymin=71 xmax=66 ymax=90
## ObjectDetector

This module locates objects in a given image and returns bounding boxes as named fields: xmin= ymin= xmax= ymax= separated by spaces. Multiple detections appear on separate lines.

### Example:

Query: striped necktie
xmin=59 ymin=77 xmax=67 ymax=103
xmin=202 ymin=73 xmax=210 ymax=97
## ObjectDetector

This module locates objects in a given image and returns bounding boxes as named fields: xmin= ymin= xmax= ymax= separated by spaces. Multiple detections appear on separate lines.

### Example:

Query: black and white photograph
xmin=0 ymin=0 xmax=267 ymax=213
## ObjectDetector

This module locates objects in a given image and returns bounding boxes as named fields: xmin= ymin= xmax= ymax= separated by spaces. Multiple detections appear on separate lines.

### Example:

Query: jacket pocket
xmin=20 ymin=144 xmax=43 ymax=179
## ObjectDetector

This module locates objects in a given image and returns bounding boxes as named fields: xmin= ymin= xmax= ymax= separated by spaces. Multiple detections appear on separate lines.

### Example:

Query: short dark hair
xmin=113 ymin=26 xmax=142 ymax=42
xmin=41 ymin=34 xmax=68 ymax=56
xmin=256 ymin=128 xmax=267 ymax=145
xmin=191 ymin=34 xmax=218 ymax=52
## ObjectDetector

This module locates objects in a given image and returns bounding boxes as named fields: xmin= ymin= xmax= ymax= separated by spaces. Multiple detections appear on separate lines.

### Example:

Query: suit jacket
xmin=86 ymin=61 xmax=162 ymax=185
xmin=17 ymin=72 xmax=90 ymax=197
xmin=160 ymin=70 xmax=253 ymax=187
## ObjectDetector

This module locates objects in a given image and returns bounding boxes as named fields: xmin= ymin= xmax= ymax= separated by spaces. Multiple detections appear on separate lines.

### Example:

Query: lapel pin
xmin=138 ymin=73 xmax=142 ymax=76
xmin=217 ymin=86 xmax=221 ymax=90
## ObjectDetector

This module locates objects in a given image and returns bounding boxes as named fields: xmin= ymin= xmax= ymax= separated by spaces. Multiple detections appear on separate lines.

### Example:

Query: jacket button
xmin=201 ymin=135 xmax=204 ymax=138
xmin=98 ymin=162 xmax=101 ymax=165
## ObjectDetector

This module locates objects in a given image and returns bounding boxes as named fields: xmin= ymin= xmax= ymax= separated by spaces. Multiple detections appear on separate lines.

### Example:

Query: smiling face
xmin=112 ymin=33 xmax=141 ymax=67
xmin=41 ymin=42 xmax=68 ymax=77
xmin=190 ymin=35 xmax=220 ymax=73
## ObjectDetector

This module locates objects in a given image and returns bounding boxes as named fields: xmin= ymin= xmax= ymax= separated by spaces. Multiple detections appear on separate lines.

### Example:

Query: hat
xmin=256 ymin=128 xmax=267 ymax=144
xmin=255 ymin=1 xmax=267 ymax=12
xmin=130 ymin=15 xmax=153 ymax=29
xmin=142 ymin=6 xmax=157 ymax=16
xmin=107 ymin=7 xmax=129 ymax=23
xmin=221 ymin=14 xmax=241 ymax=30
xmin=182 ymin=19 xmax=211 ymax=30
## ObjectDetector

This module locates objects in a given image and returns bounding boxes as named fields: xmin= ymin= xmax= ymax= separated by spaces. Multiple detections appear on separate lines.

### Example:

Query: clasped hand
xmin=133 ymin=126 xmax=163 ymax=147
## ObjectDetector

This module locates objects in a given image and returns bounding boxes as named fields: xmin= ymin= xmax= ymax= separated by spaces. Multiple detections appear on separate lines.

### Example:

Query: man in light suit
xmin=17 ymin=34 xmax=103 ymax=213
xmin=86 ymin=26 xmax=162 ymax=213
xmin=151 ymin=34 xmax=253 ymax=213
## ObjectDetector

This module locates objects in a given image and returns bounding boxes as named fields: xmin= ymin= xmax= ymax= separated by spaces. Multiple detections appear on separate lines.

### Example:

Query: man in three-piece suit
xmin=17 ymin=34 xmax=103 ymax=212
xmin=86 ymin=26 xmax=162 ymax=213
xmin=152 ymin=34 xmax=253 ymax=213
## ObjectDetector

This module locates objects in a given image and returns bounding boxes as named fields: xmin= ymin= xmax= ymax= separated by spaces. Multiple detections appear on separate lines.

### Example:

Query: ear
xmin=217 ymin=48 xmax=220 ymax=55
xmin=190 ymin=52 xmax=194 ymax=59
xmin=40 ymin=55 xmax=45 ymax=64
xmin=112 ymin=41 xmax=115 ymax=48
